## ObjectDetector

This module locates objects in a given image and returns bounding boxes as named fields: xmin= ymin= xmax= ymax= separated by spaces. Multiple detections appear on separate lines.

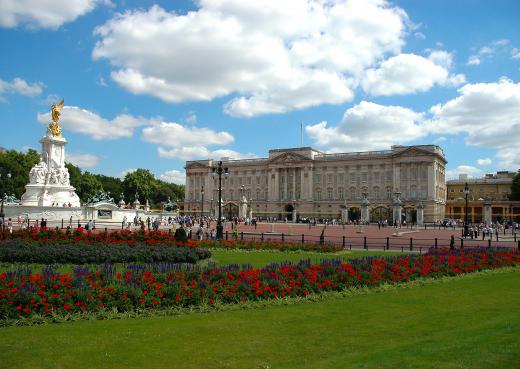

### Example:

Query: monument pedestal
xmin=21 ymin=134 xmax=80 ymax=207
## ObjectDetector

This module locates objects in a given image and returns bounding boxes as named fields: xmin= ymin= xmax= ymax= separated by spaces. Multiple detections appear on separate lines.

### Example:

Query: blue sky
xmin=0 ymin=0 xmax=519 ymax=184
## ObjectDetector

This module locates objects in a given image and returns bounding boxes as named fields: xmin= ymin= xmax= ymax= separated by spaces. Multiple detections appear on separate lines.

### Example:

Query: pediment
xmin=185 ymin=161 xmax=208 ymax=170
xmin=268 ymin=152 xmax=311 ymax=164
xmin=392 ymin=147 xmax=434 ymax=158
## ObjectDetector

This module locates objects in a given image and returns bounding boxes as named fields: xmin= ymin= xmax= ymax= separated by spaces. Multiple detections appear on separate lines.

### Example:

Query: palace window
xmin=361 ymin=172 xmax=367 ymax=183
xmin=386 ymin=187 xmax=392 ymax=199
xmin=373 ymin=172 xmax=380 ymax=184
xmin=350 ymin=173 xmax=356 ymax=184
xmin=350 ymin=188 xmax=356 ymax=200
xmin=327 ymin=188 xmax=333 ymax=200
xmin=316 ymin=189 xmax=322 ymax=201
xmin=338 ymin=187 xmax=344 ymax=200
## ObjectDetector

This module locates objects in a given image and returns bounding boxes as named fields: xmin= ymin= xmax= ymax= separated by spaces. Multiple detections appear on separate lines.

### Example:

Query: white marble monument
xmin=20 ymin=99 xmax=80 ymax=207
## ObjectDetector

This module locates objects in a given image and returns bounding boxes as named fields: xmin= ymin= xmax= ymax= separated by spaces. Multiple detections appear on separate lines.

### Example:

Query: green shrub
xmin=0 ymin=240 xmax=211 ymax=264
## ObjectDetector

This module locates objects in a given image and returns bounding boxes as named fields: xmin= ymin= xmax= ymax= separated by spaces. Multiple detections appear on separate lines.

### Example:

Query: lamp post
xmin=212 ymin=161 xmax=229 ymax=240
xmin=200 ymin=185 xmax=204 ymax=220
xmin=0 ymin=171 xmax=12 ymax=231
xmin=210 ymin=198 xmax=214 ymax=218
xmin=464 ymin=182 xmax=470 ymax=237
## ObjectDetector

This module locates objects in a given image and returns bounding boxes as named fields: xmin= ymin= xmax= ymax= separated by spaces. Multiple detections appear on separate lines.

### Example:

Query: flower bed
xmin=0 ymin=248 xmax=517 ymax=320
xmin=0 ymin=229 xmax=341 ymax=253
xmin=0 ymin=241 xmax=211 ymax=264
xmin=0 ymin=229 xmax=182 ymax=246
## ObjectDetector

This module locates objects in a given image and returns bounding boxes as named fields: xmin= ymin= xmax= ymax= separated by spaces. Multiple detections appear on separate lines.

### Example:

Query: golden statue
xmin=49 ymin=99 xmax=64 ymax=137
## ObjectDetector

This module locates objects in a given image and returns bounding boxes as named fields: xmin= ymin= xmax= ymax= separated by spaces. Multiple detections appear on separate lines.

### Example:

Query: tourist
xmin=7 ymin=218 xmax=13 ymax=233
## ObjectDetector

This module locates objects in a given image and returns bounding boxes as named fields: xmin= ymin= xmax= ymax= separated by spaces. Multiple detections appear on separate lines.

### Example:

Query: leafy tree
xmin=95 ymin=174 xmax=123 ymax=200
xmin=510 ymin=170 xmax=520 ymax=201
xmin=0 ymin=149 xmax=39 ymax=198
xmin=65 ymin=162 xmax=82 ymax=190
xmin=122 ymin=169 xmax=157 ymax=204
xmin=77 ymin=172 xmax=103 ymax=202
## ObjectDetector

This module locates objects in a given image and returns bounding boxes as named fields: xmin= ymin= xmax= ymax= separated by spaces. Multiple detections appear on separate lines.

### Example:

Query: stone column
xmin=361 ymin=193 xmax=370 ymax=224
xmin=341 ymin=201 xmax=349 ymax=223
xmin=393 ymin=192 xmax=403 ymax=226
xmin=284 ymin=168 xmax=288 ymax=201
xmin=484 ymin=200 xmax=492 ymax=225
xmin=417 ymin=202 xmax=424 ymax=226
xmin=292 ymin=208 xmax=297 ymax=223
xmin=292 ymin=168 xmax=296 ymax=200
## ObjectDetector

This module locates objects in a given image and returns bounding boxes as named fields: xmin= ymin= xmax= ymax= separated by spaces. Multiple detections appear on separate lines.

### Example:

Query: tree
xmin=122 ymin=169 xmax=157 ymax=204
xmin=65 ymin=162 xmax=82 ymax=190
xmin=77 ymin=172 xmax=103 ymax=202
xmin=95 ymin=174 xmax=123 ymax=200
xmin=510 ymin=170 xmax=520 ymax=201
xmin=0 ymin=149 xmax=39 ymax=198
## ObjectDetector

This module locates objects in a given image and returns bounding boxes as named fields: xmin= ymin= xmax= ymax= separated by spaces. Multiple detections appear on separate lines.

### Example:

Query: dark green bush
xmin=0 ymin=241 xmax=211 ymax=264
xmin=174 ymin=227 xmax=188 ymax=243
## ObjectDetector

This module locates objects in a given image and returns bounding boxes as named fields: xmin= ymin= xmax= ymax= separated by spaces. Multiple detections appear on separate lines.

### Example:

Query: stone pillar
xmin=361 ymin=193 xmax=370 ymax=224
xmin=292 ymin=168 xmax=296 ymax=200
xmin=284 ymin=168 xmax=288 ymax=201
xmin=341 ymin=201 xmax=349 ymax=223
xmin=239 ymin=196 xmax=248 ymax=219
xmin=393 ymin=192 xmax=402 ymax=226
xmin=292 ymin=209 xmax=297 ymax=223
xmin=484 ymin=200 xmax=492 ymax=225
xmin=417 ymin=202 xmax=424 ymax=226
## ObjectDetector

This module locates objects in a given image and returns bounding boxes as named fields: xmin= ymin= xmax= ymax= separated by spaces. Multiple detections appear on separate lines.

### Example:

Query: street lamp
xmin=212 ymin=161 xmax=229 ymax=240
xmin=0 ymin=171 xmax=12 ymax=231
xmin=210 ymin=198 xmax=214 ymax=218
xmin=464 ymin=182 xmax=470 ymax=236
xmin=200 ymin=185 xmax=204 ymax=220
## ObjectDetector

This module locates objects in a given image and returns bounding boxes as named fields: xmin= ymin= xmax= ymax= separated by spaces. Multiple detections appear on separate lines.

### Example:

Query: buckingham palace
xmin=184 ymin=145 xmax=447 ymax=223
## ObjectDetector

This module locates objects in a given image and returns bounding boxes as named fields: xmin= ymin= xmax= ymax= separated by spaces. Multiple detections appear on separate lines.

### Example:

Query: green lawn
xmin=208 ymin=249 xmax=405 ymax=268
xmin=0 ymin=268 xmax=518 ymax=369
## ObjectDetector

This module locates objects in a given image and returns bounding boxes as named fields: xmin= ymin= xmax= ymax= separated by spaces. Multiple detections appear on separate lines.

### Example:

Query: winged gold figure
xmin=49 ymin=99 xmax=64 ymax=137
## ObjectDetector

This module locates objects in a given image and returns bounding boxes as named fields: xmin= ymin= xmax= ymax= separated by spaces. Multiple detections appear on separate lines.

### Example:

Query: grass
xmin=208 ymin=249 xmax=405 ymax=268
xmin=0 ymin=268 xmax=518 ymax=369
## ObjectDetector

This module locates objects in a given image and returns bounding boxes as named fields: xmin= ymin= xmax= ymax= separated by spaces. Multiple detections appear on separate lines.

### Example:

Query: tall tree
xmin=77 ymin=172 xmax=103 ymax=202
xmin=0 ymin=149 xmax=39 ymax=198
xmin=122 ymin=169 xmax=157 ymax=204
xmin=95 ymin=174 xmax=123 ymax=200
xmin=510 ymin=170 xmax=520 ymax=201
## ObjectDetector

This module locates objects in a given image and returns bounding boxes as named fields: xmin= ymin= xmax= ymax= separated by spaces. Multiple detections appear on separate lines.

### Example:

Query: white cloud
xmin=185 ymin=113 xmax=197 ymax=125
xmin=362 ymin=51 xmax=465 ymax=96
xmin=0 ymin=0 xmax=108 ymax=29
xmin=159 ymin=170 xmax=186 ymax=185
xmin=92 ymin=1 xmax=409 ymax=117
xmin=0 ymin=77 xmax=43 ymax=97
xmin=414 ymin=32 xmax=425 ymax=40
xmin=467 ymin=39 xmax=510 ymax=66
xmin=467 ymin=56 xmax=481 ymax=65
xmin=512 ymin=48 xmax=520 ymax=60
xmin=66 ymin=153 xmax=99 ymax=168
xmin=426 ymin=78 xmax=520 ymax=169
xmin=142 ymin=122 xmax=234 ymax=148
xmin=96 ymin=76 xmax=108 ymax=87
xmin=477 ymin=158 xmax=492 ymax=166
xmin=306 ymin=101 xmax=425 ymax=152
xmin=37 ymin=106 xmax=148 ymax=140
xmin=446 ymin=165 xmax=481 ymax=179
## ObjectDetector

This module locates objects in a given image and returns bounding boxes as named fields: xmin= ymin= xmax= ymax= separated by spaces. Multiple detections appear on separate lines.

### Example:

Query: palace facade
xmin=184 ymin=145 xmax=447 ymax=223
xmin=445 ymin=172 xmax=520 ymax=223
